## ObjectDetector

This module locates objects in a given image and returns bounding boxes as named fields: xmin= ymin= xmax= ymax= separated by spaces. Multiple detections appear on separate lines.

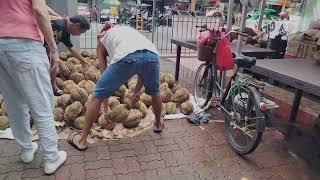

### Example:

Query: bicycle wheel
xmin=223 ymin=85 xmax=264 ymax=155
xmin=194 ymin=63 xmax=213 ymax=108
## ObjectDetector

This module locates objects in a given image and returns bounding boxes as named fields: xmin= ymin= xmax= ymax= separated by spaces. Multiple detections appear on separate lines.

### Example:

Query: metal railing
xmin=80 ymin=14 xmax=223 ymax=55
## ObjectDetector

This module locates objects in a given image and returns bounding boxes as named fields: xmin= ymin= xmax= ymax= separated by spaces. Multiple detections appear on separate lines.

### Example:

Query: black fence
xmin=80 ymin=14 xmax=224 ymax=55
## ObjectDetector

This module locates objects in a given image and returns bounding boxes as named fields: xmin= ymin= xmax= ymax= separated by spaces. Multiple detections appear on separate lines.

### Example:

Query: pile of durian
xmin=0 ymin=51 xmax=194 ymax=132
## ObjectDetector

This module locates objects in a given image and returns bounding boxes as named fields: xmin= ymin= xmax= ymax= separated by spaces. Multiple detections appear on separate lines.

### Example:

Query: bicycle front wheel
xmin=194 ymin=63 xmax=213 ymax=108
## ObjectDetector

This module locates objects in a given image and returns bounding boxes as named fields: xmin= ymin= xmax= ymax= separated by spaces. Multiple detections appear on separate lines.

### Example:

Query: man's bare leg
xmin=72 ymin=98 xmax=108 ymax=148
xmin=151 ymin=94 xmax=163 ymax=131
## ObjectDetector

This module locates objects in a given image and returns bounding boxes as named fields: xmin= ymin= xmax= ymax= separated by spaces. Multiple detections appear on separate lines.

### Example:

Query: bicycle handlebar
xmin=225 ymin=31 xmax=249 ymax=37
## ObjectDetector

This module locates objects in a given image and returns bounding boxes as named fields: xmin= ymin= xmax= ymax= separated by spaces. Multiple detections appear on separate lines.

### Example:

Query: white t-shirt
xmin=100 ymin=26 xmax=158 ymax=64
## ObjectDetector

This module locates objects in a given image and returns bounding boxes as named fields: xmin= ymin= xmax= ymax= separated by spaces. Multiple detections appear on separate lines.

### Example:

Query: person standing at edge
xmin=0 ymin=0 xmax=67 ymax=175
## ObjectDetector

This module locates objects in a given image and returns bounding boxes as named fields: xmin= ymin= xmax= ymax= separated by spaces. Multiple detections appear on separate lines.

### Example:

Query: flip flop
xmin=67 ymin=131 xmax=87 ymax=151
xmin=153 ymin=120 xmax=165 ymax=134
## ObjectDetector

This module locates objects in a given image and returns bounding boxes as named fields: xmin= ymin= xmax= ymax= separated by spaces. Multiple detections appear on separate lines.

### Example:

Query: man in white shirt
xmin=68 ymin=24 xmax=163 ymax=150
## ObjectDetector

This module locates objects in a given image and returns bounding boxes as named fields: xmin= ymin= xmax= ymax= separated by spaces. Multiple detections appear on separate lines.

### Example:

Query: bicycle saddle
xmin=233 ymin=52 xmax=256 ymax=68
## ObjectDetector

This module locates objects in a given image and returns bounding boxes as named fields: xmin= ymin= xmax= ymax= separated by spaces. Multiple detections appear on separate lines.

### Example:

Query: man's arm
xmin=97 ymin=41 xmax=108 ymax=74
xmin=97 ymin=41 xmax=109 ymax=112
xmin=32 ymin=0 xmax=59 ymax=65
xmin=68 ymin=47 xmax=90 ymax=67
xmin=47 ymin=5 xmax=60 ymax=17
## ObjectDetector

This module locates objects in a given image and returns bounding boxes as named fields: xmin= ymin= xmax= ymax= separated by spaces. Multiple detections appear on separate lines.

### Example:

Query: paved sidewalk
xmin=1 ymin=111 xmax=319 ymax=180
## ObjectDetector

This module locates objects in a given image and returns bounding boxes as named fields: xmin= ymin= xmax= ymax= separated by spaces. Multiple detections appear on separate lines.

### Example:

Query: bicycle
xmin=193 ymin=25 xmax=279 ymax=155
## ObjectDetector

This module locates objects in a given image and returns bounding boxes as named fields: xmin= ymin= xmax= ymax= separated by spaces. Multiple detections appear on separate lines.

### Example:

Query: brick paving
xmin=0 ymin=58 xmax=320 ymax=179
xmin=1 ymin=114 xmax=320 ymax=180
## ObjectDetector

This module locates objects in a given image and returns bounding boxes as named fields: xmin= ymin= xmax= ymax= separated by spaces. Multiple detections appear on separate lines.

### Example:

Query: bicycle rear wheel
xmin=194 ymin=63 xmax=213 ymax=108
xmin=223 ymin=85 xmax=264 ymax=155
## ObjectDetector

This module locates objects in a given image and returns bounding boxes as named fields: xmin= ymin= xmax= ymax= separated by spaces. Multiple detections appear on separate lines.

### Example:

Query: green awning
xmin=102 ymin=0 xmax=120 ymax=6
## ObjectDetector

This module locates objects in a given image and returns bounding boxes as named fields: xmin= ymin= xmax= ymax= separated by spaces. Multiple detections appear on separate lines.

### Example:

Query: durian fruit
xmin=64 ymin=101 xmax=83 ymax=125
xmin=165 ymin=102 xmax=177 ymax=114
xmin=56 ymin=77 xmax=64 ymax=90
xmin=114 ymin=85 xmax=127 ymax=98
xmin=160 ymin=73 xmax=166 ymax=83
xmin=66 ymin=51 xmax=73 ymax=58
xmin=160 ymin=82 xmax=169 ymax=90
xmin=109 ymin=96 xmax=120 ymax=110
xmin=98 ymin=113 xmax=116 ymax=130
xmin=65 ymin=62 xmax=77 ymax=75
xmin=127 ymin=78 xmax=138 ymax=88
xmin=63 ymin=83 xmax=77 ymax=94
xmin=78 ymin=80 xmax=87 ymax=88
xmin=160 ymin=86 xmax=173 ymax=103
xmin=84 ymin=68 xmax=97 ymax=82
xmin=83 ymin=80 xmax=95 ymax=94
xmin=53 ymin=108 xmax=64 ymax=122
xmin=122 ymin=109 xmax=143 ymax=128
xmin=1 ymin=102 xmax=6 ymax=114
xmin=94 ymin=71 xmax=100 ymax=82
xmin=162 ymin=73 xmax=175 ymax=88
xmin=0 ymin=116 xmax=9 ymax=130
xmin=123 ymin=91 xmax=139 ymax=109
xmin=70 ymin=87 xmax=88 ymax=104
xmin=138 ymin=101 xmax=148 ymax=118
xmin=0 ymin=109 xmax=5 ymax=116
xmin=128 ymin=84 xmax=145 ymax=94
xmin=74 ymin=64 xmax=84 ymax=74
xmin=62 ymin=80 xmax=76 ymax=89
xmin=172 ymin=88 xmax=190 ymax=103
xmin=150 ymin=103 xmax=166 ymax=117
xmin=81 ymin=50 xmax=90 ymax=58
xmin=180 ymin=101 xmax=194 ymax=115
xmin=89 ymin=59 xmax=96 ymax=66
xmin=70 ymin=72 xmax=85 ymax=84
xmin=93 ymin=60 xmax=100 ymax=69
xmin=67 ymin=57 xmax=80 ymax=65
xmin=56 ymin=94 xmax=71 ymax=108
xmin=74 ymin=116 xmax=85 ymax=130
xmin=59 ymin=52 xmax=68 ymax=61
xmin=89 ymin=53 xmax=97 ymax=59
xmin=171 ymin=83 xmax=183 ymax=94
xmin=108 ymin=104 xmax=129 ymax=123
xmin=140 ymin=93 xmax=152 ymax=107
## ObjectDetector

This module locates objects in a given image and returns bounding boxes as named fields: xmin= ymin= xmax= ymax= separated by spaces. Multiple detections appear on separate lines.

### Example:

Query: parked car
xmin=78 ymin=3 xmax=91 ymax=20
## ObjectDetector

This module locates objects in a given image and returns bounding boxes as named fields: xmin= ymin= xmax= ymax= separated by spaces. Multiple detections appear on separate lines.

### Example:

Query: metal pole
xmin=257 ymin=0 xmax=267 ymax=31
xmin=227 ymin=0 xmax=234 ymax=31
xmin=151 ymin=0 xmax=156 ymax=42
xmin=236 ymin=5 xmax=248 ymax=52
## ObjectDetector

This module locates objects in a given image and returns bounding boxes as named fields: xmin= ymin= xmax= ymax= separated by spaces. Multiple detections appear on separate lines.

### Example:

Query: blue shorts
xmin=93 ymin=50 xmax=160 ymax=99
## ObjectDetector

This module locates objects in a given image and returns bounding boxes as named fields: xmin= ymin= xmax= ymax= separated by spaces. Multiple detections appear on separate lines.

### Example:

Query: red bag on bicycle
xmin=216 ymin=33 xmax=234 ymax=71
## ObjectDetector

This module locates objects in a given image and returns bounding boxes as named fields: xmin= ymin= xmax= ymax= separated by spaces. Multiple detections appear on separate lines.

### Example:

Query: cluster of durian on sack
xmin=0 ymin=51 xmax=193 ymax=132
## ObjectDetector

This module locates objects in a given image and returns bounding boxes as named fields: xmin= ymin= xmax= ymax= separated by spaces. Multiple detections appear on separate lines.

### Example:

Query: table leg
xmin=175 ymin=45 xmax=181 ymax=82
xmin=286 ymin=89 xmax=303 ymax=139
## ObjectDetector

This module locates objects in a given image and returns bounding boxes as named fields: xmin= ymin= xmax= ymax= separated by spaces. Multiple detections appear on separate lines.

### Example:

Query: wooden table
xmin=171 ymin=38 xmax=277 ymax=81
xmin=250 ymin=59 xmax=320 ymax=137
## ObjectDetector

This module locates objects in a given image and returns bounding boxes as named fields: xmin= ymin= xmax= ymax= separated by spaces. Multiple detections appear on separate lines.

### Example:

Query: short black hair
xmin=69 ymin=15 xmax=90 ymax=30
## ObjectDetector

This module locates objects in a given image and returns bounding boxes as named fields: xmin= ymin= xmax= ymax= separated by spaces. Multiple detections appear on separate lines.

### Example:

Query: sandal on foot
xmin=67 ymin=131 xmax=87 ymax=151
xmin=53 ymin=88 xmax=63 ymax=96
xmin=154 ymin=120 xmax=165 ymax=133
